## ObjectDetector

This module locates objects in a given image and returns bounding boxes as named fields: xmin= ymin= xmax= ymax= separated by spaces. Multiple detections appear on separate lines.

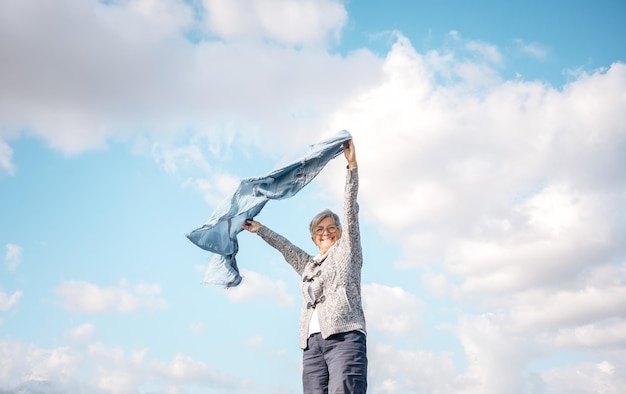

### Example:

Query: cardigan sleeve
xmin=257 ymin=226 xmax=311 ymax=276
xmin=343 ymin=167 xmax=361 ymax=261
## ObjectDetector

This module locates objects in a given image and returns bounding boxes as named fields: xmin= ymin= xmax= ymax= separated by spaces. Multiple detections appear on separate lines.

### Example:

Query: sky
xmin=1 ymin=0 xmax=626 ymax=393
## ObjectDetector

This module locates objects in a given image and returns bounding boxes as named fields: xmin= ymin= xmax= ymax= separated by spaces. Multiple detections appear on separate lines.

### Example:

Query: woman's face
xmin=312 ymin=216 xmax=341 ymax=254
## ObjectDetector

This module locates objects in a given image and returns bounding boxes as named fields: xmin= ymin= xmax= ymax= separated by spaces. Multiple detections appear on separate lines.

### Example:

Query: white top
xmin=307 ymin=282 xmax=321 ymax=335
xmin=308 ymin=309 xmax=321 ymax=336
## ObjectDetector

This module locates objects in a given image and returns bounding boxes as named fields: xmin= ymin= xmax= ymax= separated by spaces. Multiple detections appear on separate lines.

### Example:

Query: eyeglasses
xmin=313 ymin=225 xmax=338 ymax=235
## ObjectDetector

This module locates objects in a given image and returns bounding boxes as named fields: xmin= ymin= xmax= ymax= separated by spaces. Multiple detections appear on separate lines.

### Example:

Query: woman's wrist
xmin=347 ymin=161 xmax=358 ymax=169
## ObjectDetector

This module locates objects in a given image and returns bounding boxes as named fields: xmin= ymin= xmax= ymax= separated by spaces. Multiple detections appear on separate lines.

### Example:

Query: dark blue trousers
xmin=302 ymin=331 xmax=368 ymax=393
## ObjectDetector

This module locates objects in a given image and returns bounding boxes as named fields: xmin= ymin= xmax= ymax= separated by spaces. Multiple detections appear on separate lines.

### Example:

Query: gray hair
xmin=309 ymin=209 xmax=341 ymax=236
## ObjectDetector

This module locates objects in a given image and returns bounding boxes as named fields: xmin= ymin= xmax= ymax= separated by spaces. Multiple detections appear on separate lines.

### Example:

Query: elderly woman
xmin=242 ymin=139 xmax=367 ymax=393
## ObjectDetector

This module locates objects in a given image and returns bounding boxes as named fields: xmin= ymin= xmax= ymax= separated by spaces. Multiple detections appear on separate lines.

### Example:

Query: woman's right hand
xmin=242 ymin=219 xmax=262 ymax=233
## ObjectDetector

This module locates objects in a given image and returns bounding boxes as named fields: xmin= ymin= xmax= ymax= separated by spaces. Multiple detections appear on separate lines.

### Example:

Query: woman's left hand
xmin=343 ymin=139 xmax=358 ymax=169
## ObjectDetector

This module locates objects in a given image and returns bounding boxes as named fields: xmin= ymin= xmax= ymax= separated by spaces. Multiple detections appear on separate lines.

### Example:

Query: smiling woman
xmin=1 ymin=0 xmax=625 ymax=391
xmin=242 ymin=139 xmax=367 ymax=393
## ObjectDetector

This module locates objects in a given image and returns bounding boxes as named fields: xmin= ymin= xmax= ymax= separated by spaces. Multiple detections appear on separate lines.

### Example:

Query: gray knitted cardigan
xmin=257 ymin=167 xmax=366 ymax=349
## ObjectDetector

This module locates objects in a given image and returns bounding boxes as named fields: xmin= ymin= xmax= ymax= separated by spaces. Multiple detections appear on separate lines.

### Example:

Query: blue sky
xmin=1 ymin=0 xmax=625 ymax=393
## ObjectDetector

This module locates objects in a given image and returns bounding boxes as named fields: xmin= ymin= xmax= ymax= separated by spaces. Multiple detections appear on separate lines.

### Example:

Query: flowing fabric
xmin=187 ymin=130 xmax=352 ymax=287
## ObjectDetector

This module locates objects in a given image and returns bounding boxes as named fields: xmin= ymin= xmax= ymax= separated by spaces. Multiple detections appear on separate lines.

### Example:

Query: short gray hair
xmin=309 ymin=209 xmax=341 ymax=236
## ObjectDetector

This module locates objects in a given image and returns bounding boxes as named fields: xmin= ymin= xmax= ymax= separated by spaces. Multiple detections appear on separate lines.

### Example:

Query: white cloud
xmin=0 ymin=339 xmax=284 ymax=394
xmin=225 ymin=269 xmax=295 ymax=307
xmin=203 ymin=172 xmax=241 ymax=204
xmin=134 ymin=282 xmax=162 ymax=296
xmin=65 ymin=323 xmax=97 ymax=344
xmin=430 ymin=261 xmax=626 ymax=338
xmin=362 ymin=283 xmax=423 ymax=336
xmin=127 ymin=0 xmax=194 ymax=33
xmin=513 ymin=39 xmax=549 ymax=60
xmin=541 ymin=360 xmax=626 ymax=394
xmin=151 ymin=353 xmax=280 ymax=392
xmin=151 ymin=139 xmax=244 ymax=206
xmin=327 ymin=38 xmax=626 ymax=268
xmin=465 ymin=40 xmax=503 ymax=65
xmin=0 ymin=139 xmax=14 ymax=175
xmin=0 ymin=289 xmax=22 ymax=311
xmin=455 ymin=313 xmax=545 ymax=394
xmin=368 ymin=344 xmax=463 ymax=393
xmin=4 ymin=243 xmax=22 ymax=272
xmin=553 ymin=318 xmax=626 ymax=349
xmin=202 ymin=0 xmax=347 ymax=47
xmin=0 ymin=0 xmax=380 ymax=164
xmin=0 ymin=341 xmax=83 ymax=393
xmin=152 ymin=142 xmax=212 ymax=176
xmin=507 ymin=284 xmax=626 ymax=332
xmin=88 ymin=342 xmax=148 ymax=394
xmin=54 ymin=279 xmax=168 ymax=313
xmin=442 ymin=184 xmax=615 ymax=297
xmin=152 ymin=353 xmax=219 ymax=381
xmin=525 ymin=183 xmax=585 ymax=236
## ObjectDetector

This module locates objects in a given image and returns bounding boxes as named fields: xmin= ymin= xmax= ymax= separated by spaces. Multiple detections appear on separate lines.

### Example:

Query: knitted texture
xmin=257 ymin=167 xmax=365 ymax=349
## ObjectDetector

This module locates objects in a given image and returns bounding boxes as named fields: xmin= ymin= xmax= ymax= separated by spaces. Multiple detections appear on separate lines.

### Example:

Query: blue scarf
xmin=187 ymin=130 xmax=352 ymax=287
